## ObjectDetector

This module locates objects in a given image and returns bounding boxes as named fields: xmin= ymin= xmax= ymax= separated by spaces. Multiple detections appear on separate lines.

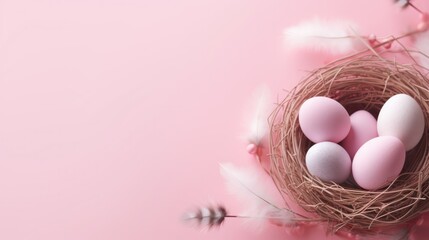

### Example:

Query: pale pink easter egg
xmin=305 ymin=142 xmax=351 ymax=184
xmin=352 ymin=136 xmax=405 ymax=190
xmin=341 ymin=110 xmax=378 ymax=158
xmin=299 ymin=96 xmax=351 ymax=143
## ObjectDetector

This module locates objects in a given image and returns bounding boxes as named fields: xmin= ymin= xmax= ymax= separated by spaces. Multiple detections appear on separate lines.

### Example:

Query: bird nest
xmin=269 ymin=53 xmax=429 ymax=234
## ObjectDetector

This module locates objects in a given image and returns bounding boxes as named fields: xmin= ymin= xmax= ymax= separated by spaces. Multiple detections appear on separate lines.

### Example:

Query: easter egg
xmin=299 ymin=97 xmax=351 ymax=143
xmin=341 ymin=110 xmax=378 ymax=158
xmin=377 ymin=94 xmax=425 ymax=151
xmin=305 ymin=142 xmax=351 ymax=183
xmin=352 ymin=136 xmax=405 ymax=190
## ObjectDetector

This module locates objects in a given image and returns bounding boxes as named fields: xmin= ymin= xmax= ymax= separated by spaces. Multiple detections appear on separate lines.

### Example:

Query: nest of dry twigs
xmin=269 ymin=53 xmax=429 ymax=234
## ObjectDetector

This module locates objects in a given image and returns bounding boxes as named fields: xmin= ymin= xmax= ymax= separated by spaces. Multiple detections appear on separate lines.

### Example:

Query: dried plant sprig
xmin=283 ymin=11 xmax=429 ymax=55
xmin=183 ymin=205 xmax=229 ymax=228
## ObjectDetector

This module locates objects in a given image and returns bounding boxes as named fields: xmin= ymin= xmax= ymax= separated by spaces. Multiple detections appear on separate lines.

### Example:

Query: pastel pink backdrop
xmin=0 ymin=0 xmax=426 ymax=239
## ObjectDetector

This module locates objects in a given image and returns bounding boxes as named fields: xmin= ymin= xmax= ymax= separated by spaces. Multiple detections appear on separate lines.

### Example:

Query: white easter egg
xmin=377 ymin=94 xmax=425 ymax=151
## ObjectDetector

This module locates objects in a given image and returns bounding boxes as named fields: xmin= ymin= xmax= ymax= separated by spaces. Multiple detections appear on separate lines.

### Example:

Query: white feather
xmin=414 ymin=31 xmax=429 ymax=69
xmin=219 ymin=162 xmax=294 ymax=228
xmin=246 ymin=85 xmax=271 ymax=145
xmin=283 ymin=18 xmax=361 ymax=55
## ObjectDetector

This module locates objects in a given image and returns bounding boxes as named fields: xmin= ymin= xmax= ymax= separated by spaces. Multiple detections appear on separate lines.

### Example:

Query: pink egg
xmin=352 ymin=136 xmax=405 ymax=190
xmin=299 ymin=96 xmax=351 ymax=143
xmin=341 ymin=110 xmax=378 ymax=158
xmin=305 ymin=142 xmax=351 ymax=183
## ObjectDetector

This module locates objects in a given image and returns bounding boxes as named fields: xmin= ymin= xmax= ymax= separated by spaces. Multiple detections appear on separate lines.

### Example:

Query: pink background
xmin=0 ymin=0 xmax=426 ymax=239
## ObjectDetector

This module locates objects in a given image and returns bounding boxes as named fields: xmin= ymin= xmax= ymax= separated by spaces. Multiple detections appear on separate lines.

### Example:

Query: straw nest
xmin=269 ymin=54 xmax=429 ymax=234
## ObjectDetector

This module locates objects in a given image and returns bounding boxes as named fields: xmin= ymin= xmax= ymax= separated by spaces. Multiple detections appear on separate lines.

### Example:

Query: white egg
xmin=377 ymin=94 xmax=425 ymax=151
xmin=305 ymin=142 xmax=351 ymax=184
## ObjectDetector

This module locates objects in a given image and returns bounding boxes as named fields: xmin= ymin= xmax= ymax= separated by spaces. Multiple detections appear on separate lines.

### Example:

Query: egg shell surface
xmin=299 ymin=96 xmax=351 ymax=143
xmin=377 ymin=94 xmax=425 ymax=151
xmin=305 ymin=142 xmax=351 ymax=183
xmin=352 ymin=136 xmax=405 ymax=190
xmin=341 ymin=110 xmax=378 ymax=158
